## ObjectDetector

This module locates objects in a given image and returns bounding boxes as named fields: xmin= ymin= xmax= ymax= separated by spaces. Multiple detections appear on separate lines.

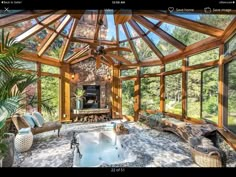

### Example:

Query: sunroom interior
xmin=0 ymin=10 xmax=236 ymax=167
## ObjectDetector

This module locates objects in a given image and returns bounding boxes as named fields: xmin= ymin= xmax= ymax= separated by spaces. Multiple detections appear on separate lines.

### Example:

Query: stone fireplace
xmin=70 ymin=58 xmax=112 ymax=116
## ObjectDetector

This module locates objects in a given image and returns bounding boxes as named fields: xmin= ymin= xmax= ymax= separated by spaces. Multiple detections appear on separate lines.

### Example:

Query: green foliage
xmin=75 ymin=88 xmax=85 ymax=99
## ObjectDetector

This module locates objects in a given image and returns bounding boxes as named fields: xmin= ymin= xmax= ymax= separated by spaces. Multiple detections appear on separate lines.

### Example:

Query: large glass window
xmin=188 ymin=48 xmax=219 ymax=66
xmin=224 ymin=59 xmax=236 ymax=134
xmin=165 ymin=73 xmax=182 ymax=114
xmin=141 ymin=66 xmax=160 ymax=74
xmin=224 ymin=33 xmax=236 ymax=56
xmin=165 ymin=59 xmax=182 ymax=72
xmin=41 ymin=64 xmax=60 ymax=74
xmin=141 ymin=77 xmax=160 ymax=110
xmin=201 ymin=67 xmax=219 ymax=124
xmin=122 ymin=80 xmax=135 ymax=116
xmin=120 ymin=69 xmax=137 ymax=77
xmin=41 ymin=76 xmax=60 ymax=121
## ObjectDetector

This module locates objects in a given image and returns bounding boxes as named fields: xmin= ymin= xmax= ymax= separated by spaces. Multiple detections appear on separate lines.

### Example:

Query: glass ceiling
xmin=0 ymin=11 xmax=234 ymax=65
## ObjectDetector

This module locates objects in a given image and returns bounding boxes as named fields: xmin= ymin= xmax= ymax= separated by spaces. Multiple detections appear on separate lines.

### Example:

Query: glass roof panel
xmin=160 ymin=23 xmax=209 ymax=46
xmin=174 ymin=13 xmax=235 ymax=30
xmin=118 ymin=24 xmax=127 ymax=41
xmin=44 ymin=35 xmax=64 ymax=59
xmin=0 ymin=10 xmax=24 ymax=18
xmin=49 ymin=16 xmax=66 ymax=30
xmin=147 ymin=32 xmax=178 ymax=56
xmin=119 ymin=42 xmax=136 ymax=63
xmin=125 ymin=23 xmax=139 ymax=38
xmin=73 ymin=10 xmax=98 ymax=39
xmin=143 ymin=16 xmax=159 ymax=24
xmin=62 ymin=19 xmax=73 ymax=36
xmin=37 ymin=14 xmax=50 ymax=22
xmin=132 ymin=38 xmax=158 ymax=61
xmin=136 ymin=22 xmax=149 ymax=33
xmin=99 ymin=10 xmax=116 ymax=41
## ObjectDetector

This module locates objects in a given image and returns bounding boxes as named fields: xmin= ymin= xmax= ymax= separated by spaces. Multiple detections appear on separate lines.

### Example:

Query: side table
xmin=15 ymin=131 xmax=33 ymax=153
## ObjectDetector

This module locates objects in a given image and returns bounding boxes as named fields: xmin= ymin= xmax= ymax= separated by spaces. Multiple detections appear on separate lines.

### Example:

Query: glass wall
xmin=141 ymin=77 xmax=160 ymax=110
xmin=224 ymin=59 xmax=236 ymax=134
xmin=165 ymin=73 xmax=182 ymax=114
xmin=120 ymin=69 xmax=137 ymax=77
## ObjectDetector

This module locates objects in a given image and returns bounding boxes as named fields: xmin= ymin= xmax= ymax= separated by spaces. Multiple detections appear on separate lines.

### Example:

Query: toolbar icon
xmin=204 ymin=7 xmax=211 ymax=13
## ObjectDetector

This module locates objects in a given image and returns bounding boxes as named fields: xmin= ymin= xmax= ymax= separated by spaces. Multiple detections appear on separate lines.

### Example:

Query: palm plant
xmin=0 ymin=29 xmax=39 ymax=130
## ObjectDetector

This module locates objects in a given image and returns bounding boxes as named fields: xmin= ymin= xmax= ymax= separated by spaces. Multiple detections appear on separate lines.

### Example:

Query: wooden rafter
xmin=135 ymin=10 xmax=224 ymax=37
xmin=15 ymin=10 xmax=67 ymax=42
xmin=102 ymin=55 xmax=115 ymax=65
xmin=122 ymin=24 xmax=139 ymax=63
xmin=66 ymin=45 xmax=90 ymax=63
xmin=96 ymin=55 xmax=102 ymax=69
xmin=105 ymin=47 xmax=131 ymax=53
xmin=132 ymin=15 xmax=186 ymax=51
xmin=72 ymin=37 xmax=117 ymax=46
xmin=100 ymin=58 xmax=111 ymax=67
xmin=221 ymin=17 xmax=236 ymax=42
xmin=60 ymin=19 xmax=78 ymax=61
xmin=0 ymin=10 xmax=54 ymax=28
xmin=70 ymin=54 xmax=92 ymax=65
xmin=128 ymin=19 xmax=164 ymax=62
xmin=38 ymin=15 xmax=72 ymax=56
xmin=94 ymin=10 xmax=105 ymax=41
xmin=105 ymin=53 xmax=132 ymax=65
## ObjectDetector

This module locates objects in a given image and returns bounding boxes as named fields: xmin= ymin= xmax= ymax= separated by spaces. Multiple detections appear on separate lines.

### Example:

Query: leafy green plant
xmin=74 ymin=88 xmax=85 ymax=99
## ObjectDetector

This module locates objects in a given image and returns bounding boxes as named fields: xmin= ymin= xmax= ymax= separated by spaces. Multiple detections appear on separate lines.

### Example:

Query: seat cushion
xmin=31 ymin=121 xmax=62 ymax=135
xmin=23 ymin=113 xmax=35 ymax=128
xmin=32 ymin=111 xmax=44 ymax=127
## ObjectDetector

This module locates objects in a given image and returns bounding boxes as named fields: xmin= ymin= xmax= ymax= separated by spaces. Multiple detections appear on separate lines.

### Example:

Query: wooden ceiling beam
xmin=38 ymin=15 xmax=72 ymax=57
xmin=221 ymin=17 xmax=236 ymax=42
xmin=60 ymin=19 xmax=78 ymax=61
xmin=105 ymin=53 xmax=132 ymax=65
xmin=66 ymin=45 xmax=90 ymax=63
xmin=19 ymin=51 xmax=62 ymax=67
xmin=15 ymin=10 xmax=67 ymax=42
xmin=100 ymin=58 xmax=111 ymax=67
xmin=94 ymin=10 xmax=105 ymax=41
xmin=128 ymin=19 xmax=164 ymax=63
xmin=72 ymin=37 xmax=117 ymax=46
xmin=70 ymin=54 xmax=92 ymax=65
xmin=102 ymin=55 xmax=115 ymax=66
xmin=0 ymin=10 xmax=54 ymax=28
xmin=135 ymin=10 xmax=224 ymax=37
xmin=122 ymin=24 xmax=139 ymax=63
xmin=132 ymin=15 xmax=186 ymax=51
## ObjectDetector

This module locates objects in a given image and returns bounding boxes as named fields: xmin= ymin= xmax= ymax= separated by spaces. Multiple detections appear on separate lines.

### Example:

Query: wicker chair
xmin=11 ymin=114 xmax=62 ymax=137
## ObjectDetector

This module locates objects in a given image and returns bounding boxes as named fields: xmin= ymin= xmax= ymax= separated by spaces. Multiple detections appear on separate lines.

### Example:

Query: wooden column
xmin=37 ymin=62 xmax=41 ymax=112
xmin=182 ymin=58 xmax=187 ymax=120
xmin=160 ymin=64 xmax=165 ymax=113
xmin=218 ymin=44 xmax=224 ymax=128
xmin=112 ymin=66 xmax=120 ymax=119
xmin=134 ymin=66 xmax=141 ymax=121
xmin=60 ymin=63 xmax=71 ymax=123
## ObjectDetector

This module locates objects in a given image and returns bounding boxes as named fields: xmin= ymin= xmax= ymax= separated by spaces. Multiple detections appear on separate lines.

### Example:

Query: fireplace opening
xmin=83 ymin=85 xmax=100 ymax=109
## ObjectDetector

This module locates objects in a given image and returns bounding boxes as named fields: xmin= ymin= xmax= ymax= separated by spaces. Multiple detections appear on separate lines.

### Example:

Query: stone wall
xmin=70 ymin=58 xmax=112 ymax=112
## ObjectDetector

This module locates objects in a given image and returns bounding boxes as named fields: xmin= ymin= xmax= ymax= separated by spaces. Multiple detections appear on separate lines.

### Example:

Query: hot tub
xmin=73 ymin=130 xmax=135 ymax=167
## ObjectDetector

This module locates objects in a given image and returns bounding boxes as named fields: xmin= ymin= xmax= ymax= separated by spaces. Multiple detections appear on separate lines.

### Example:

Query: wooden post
xmin=160 ymin=64 xmax=165 ymax=113
xmin=112 ymin=66 xmax=120 ymax=119
xmin=218 ymin=44 xmax=224 ymax=128
xmin=37 ymin=62 xmax=41 ymax=112
xmin=60 ymin=63 xmax=71 ymax=123
xmin=182 ymin=58 xmax=187 ymax=120
xmin=134 ymin=66 xmax=140 ymax=121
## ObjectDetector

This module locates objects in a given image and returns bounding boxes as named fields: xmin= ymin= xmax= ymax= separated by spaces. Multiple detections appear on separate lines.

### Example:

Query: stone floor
xmin=13 ymin=120 xmax=236 ymax=167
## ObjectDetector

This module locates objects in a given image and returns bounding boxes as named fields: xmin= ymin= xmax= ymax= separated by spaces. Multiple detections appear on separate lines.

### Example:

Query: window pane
xmin=224 ymin=59 xmax=236 ymax=134
xmin=187 ymin=69 xmax=204 ymax=119
xmin=41 ymin=64 xmax=60 ymax=74
xmin=41 ymin=76 xmax=60 ymax=121
xmin=225 ymin=33 xmax=236 ymax=56
xmin=165 ymin=74 xmax=182 ymax=115
xmin=125 ymin=23 xmax=139 ymax=38
xmin=17 ymin=59 xmax=37 ymax=71
xmin=188 ymin=48 xmax=219 ymax=66
xmin=122 ymin=80 xmax=134 ymax=116
xmin=120 ymin=69 xmax=137 ymax=77
xmin=118 ymin=24 xmax=127 ymax=41
xmin=165 ymin=59 xmax=182 ymax=72
xmin=202 ymin=67 xmax=219 ymax=124
xmin=119 ymin=42 xmax=136 ymax=63
xmin=141 ymin=77 xmax=160 ymax=110
xmin=141 ymin=66 xmax=160 ymax=74
xmin=160 ymin=23 xmax=209 ymax=46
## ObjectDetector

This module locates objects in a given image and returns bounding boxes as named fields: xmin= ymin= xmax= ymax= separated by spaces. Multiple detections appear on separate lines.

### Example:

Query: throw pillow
xmin=32 ymin=111 xmax=44 ymax=127
xmin=23 ymin=113 xmax=35 ymax=128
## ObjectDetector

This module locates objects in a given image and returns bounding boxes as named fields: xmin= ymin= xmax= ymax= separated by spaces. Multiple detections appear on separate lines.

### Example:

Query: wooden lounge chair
xmin=11 ymin=114 xmax=62 ymax=137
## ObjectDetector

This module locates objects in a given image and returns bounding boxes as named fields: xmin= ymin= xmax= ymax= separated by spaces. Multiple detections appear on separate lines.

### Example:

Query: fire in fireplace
xmin=83 ymin=85 xmax=100 ymax=109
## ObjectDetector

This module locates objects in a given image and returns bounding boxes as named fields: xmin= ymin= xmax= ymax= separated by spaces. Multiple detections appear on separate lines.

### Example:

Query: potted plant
xmin=74 ymin=88 xmax=85 ymax=110
xmin=0 ymin=29 xmax=37 ymax=167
